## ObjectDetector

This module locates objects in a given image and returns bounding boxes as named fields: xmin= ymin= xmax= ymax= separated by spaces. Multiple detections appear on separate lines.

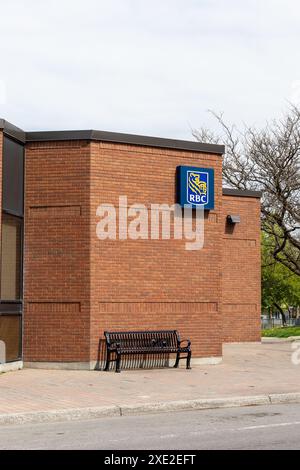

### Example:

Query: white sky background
xmin=0 ymin=0 xmax=300 ymax=139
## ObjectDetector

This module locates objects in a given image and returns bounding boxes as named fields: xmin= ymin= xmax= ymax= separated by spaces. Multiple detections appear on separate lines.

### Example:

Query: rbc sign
xmin=177 ymin=166 xmax=214 ymax=210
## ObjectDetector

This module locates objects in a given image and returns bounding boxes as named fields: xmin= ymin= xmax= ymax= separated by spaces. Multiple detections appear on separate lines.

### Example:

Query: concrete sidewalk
xmin=0 ymin=341 xmax=300 ymax=425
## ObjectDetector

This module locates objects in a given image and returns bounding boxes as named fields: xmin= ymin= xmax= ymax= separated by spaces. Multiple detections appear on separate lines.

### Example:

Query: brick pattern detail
xmin=28 ymin=302 xmax=81 ymax=313
xmin=99 ymin=302 xmax=218 ymax=313
xmin=23 ymin=141 xmax=91 ymax=362
xmin=29 ymin=205 xmax=81 ymax=217
xmin=222 ymin=196 xmax=261 ymax=342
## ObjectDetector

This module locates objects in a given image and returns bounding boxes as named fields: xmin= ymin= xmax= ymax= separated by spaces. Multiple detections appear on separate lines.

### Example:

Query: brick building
xmin=0 ymin=118 xmax=261 ymax=371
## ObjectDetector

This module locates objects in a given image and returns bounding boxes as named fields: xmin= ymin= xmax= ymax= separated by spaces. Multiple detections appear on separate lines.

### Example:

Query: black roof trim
xmin=92 ymin=130 xmax=225 ymax=155
xmin=0 ymin=119 xmax=26 ymax=144
xmin=1 ymin=118 xmax=225 ymax=154
xmin=26 ymin=130 xmax=225 ymax=155
xmin=25 ymin=130 xmax=93 ymax=142
xmin=222 ymin=188 xmax=262 ymax=199
xmin=26 ymin=129 xmax=225 ymax=155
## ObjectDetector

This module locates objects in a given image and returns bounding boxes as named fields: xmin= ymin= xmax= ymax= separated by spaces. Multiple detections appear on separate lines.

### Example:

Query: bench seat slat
xmin=104 ymin=329 xmax=191 ymax=372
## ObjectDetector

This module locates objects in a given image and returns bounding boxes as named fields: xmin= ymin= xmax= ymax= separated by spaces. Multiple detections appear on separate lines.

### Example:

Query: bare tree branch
xmin=193 ymin=105 xmax=300 ymax=276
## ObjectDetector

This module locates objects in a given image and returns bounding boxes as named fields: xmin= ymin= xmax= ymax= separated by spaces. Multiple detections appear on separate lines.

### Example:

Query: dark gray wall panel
xmin=2 ymin=137 xmax=24 ymax=216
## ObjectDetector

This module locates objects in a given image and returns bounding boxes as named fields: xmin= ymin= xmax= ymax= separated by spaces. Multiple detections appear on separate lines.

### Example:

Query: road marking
xmin=238 ymin=421 xmax=300 ymax=431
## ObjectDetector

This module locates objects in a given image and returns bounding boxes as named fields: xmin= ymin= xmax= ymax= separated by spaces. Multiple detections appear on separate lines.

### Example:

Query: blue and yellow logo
xmin=177 ymin=166 xmax=214 ymax=209
xmin=187 ymin=170 xmax=209 ymax=205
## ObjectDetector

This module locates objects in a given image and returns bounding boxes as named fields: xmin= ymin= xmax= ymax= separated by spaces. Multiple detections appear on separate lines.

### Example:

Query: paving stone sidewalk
xmin=0 ymin=341 xmax=299 ymax=416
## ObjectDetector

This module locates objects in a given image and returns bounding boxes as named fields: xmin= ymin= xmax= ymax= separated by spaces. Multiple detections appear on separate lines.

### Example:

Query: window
xmin=0 ymin=214 xmax=22 ymax=300
xmin=2 ymin=137 xmax=24 ymax=216
xmin=0 ymin=315 xmax=21 ymax=362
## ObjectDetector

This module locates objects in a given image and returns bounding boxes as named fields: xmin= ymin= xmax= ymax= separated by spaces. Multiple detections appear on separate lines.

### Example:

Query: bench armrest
xmin=108 ymin=341 xmax=121 ymax=351
xmin=179 ymin=339 xmax=191 ymax=348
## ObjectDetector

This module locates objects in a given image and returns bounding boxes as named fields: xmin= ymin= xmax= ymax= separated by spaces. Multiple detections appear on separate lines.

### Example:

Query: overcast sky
xmin=0 ymin=0 xmax=300 ymax=140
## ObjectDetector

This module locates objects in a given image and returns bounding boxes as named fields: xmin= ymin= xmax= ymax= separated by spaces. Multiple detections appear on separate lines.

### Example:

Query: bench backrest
xmin=104 ymin=330 xmax=180 ymax=349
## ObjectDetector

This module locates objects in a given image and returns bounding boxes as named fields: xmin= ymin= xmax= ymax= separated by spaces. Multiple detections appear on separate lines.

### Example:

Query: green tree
xmin=262 ymin=234 xmax=300 ymax=324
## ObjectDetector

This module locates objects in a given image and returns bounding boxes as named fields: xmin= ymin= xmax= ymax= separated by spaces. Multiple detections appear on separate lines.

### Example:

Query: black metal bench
xmin=104 ymin=330 xmax=192 ymax=373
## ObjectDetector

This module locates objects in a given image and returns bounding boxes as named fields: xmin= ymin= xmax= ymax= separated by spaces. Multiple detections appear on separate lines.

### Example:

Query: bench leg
xmin=104 ymin=350 xmax=111 ymax=371
xmin=174 ymin=352 xmax=180 ymax=368
xmin=116 ymin=353 xmax=121 ymax=373
xmin=186 ymin=350 xmax=192 ymax=370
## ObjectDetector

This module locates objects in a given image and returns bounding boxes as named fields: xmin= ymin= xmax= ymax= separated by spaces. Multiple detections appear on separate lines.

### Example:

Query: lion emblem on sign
xmin=188 ymin=172 xmax=207 ymax=196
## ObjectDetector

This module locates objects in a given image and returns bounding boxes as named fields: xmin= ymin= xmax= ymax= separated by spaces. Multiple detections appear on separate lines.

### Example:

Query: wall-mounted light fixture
xmin=227 ymin=215 xmax=241 ymax=224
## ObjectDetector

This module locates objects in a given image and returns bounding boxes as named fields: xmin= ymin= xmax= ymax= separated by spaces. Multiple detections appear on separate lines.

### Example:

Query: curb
xmin=0 ymin=406 xmax=120 ymax=426
xmin=262 ymin=336 xmax=300 ymax=343
xmin=1 ymin=392 xmax=300 ymax=426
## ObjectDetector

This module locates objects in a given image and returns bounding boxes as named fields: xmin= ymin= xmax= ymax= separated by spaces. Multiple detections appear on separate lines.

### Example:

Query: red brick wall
xmin=90 ymin=142 xmax=223 ymax=360
xmin=222 ymin=195 xmax=261 ymax=342
xmin=23 ymin=138 xmax=261 ymax=365
xmin=23 ymin=141 xmax=91 ymax=362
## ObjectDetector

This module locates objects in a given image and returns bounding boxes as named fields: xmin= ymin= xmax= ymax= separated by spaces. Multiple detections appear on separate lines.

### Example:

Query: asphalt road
xmin=0 ymin=404 xmax=300 ymax=450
